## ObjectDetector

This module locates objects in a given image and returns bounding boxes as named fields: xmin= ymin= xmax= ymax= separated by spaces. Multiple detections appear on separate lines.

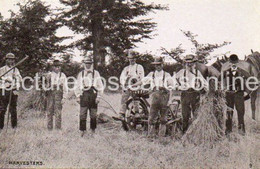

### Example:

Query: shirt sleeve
xmin=62 ymin=73 xmax=68 ymax=99
xmin=15 ymin=68 xmax=22 ymax=90
xmin=138 ymin=65 xmax=145 ymax=80
xmin=165 ymin=73 xmax=173 ymax=89
xmin=120 ymin=67 xmax=127 ymax=86
xmin=173 ymin=70 xmax=184 ymax=87
xmin=94 ymin=71 xmax=104 ymax=95
xmin=74 ymin=72 xmax=83 ymax=98
xmin=197 ymin=70 xmax=208 ymax=89
xmin=142 ymin=72 xmax=153 ymax=85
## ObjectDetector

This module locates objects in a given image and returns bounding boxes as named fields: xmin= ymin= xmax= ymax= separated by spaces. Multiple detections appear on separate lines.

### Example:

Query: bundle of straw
xmin=182 ymin=91 xmax=226 ymax=147
xmin=21 ymin=89 xmax=47 ymax=112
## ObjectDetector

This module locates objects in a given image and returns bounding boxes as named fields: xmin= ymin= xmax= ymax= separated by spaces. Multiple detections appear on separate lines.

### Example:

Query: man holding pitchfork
xmin=0 ymin=53 xmax=22 ymax=131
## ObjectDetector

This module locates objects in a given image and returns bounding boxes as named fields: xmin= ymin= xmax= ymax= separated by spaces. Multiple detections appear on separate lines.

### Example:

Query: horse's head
xmin=212 ymin=55 xmax=228 ymax=71
xmin=245 ymin=49 xmax=260 ymax=61
xmin=245 ymin=49 xmax=260 ymax=78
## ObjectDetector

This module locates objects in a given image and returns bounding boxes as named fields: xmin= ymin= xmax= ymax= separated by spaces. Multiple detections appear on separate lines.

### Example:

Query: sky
xmin=0 ymin=0 xmax=260 ymax=64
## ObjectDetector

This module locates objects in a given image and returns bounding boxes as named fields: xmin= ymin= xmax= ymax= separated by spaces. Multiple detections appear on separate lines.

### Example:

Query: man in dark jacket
xmin=221 ymin=54 xmax=250 ymax=135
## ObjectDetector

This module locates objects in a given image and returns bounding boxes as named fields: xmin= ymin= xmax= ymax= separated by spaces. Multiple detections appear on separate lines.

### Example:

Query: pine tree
xmin=60 ymin=0 xmax=167 ymax=68
xmin=0 ymin=0 xmax=69 ymax=76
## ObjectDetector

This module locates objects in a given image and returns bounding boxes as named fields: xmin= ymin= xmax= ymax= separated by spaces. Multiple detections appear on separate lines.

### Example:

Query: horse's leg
xmin=251 ymin=90 xmax=257 ymax=120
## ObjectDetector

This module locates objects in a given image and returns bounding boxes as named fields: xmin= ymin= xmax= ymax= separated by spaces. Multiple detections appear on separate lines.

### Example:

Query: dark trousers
xmin=225 ymin=91 xmax=245 ymax=133
xmin=181 ymin=91 xmax=200 ymax=133
xmin=0 ymin=90 xmax=18 ymax=129
xmin=79 ymin=88 xmax=97 ymax=131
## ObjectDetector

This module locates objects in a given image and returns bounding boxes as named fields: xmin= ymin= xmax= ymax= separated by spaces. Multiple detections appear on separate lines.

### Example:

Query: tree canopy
xmin=59 ymin=0 xmax=167 ymax=68
xmin=0 ymin=0 xmax=69 ymax=76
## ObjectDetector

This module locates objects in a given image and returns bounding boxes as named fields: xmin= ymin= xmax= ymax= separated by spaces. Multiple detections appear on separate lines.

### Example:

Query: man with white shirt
xmin=75 ymin=57 xmax=104 ymax=136
xmin=0 ymin=53 xmax=22 ymax=130
xmin=132 ymin=57 xmax=172 ymax=138
xmin=119 ymin=50 xmax=144 ymax=120
xmin=174 ymin=54 xmax=208 ymax=134
xmin=46 ymin=60 xmax=68 ymax=130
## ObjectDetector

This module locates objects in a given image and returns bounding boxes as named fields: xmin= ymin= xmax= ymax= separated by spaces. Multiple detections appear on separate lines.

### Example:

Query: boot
xmin=238 ymin=124 xmax=245 ymax=136
xmin=158 ymin=124 xmax=167 ymax=138
xmin=90 ymin=118 xmax=97 ymax=132
xmin=252 ymin=112 xmax=256 ymax=120
xmin=118 ymin=112 xmax=125 ymax=121
xmin=148 ymin=124 xmax=156 ymax=138
xmin=80 ymin=130 xmax=86 ymax=137
xmin=225 ymin=119 xmax=232 ymax=135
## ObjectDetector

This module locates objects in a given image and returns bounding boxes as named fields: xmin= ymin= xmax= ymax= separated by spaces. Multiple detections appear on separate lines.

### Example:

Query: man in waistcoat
xmin=174 ymin=54 xmax=208 ymax=134
xmin=221 ymin=54 xmax=251 ymax=135
xmin=75 ymin=57 xmax=104 ymax=137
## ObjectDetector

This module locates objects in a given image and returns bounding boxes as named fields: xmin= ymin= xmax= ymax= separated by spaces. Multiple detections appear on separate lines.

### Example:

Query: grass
xmin=0 ymin=91 xmax=259 ymax=168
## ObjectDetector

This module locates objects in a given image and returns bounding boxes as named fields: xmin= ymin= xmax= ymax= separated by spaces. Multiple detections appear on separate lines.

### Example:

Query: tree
xmin=162 ymin=30 xmax=231 ymax=64
xmin=0 ymin=0 xmax=69 ymax=76
xmin=60 ymin=0 xmax=167 ymax=69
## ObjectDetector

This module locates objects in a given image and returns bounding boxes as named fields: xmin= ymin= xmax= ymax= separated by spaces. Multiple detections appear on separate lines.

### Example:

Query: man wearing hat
xmin=174 ymin=54 xmax=208 ymax=134
xmin=46 ymin=59 xmax=68 ymax=130
xmin=131 ymin=57 xmax=172 ymax=138
xmin=221 ymin=54 xmax=251 ymax=135
xmin=119 ymin=50 xmax=144 ymax=120
xmin=75 ymin=57 xmax=104 ymax=136
xmin=0 ymin=53 xmax=22 ymax=130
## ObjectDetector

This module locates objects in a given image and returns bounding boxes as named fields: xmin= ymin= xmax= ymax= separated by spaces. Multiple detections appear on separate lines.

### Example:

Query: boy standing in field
xmin=75 ymin=57 xmax=104 ymax=137
xmin=46 ymin=60 xmax=68 ymax=130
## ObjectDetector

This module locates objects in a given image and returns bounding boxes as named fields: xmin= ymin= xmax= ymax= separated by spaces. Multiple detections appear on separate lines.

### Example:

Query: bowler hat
xmin=229 ymin=54 xmax=239 ymax=63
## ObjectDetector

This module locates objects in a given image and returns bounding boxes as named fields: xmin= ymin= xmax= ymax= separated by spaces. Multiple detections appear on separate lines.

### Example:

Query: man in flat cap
xmin=75 ymin=57 xmax=104 ymax=137
xmin=46 ymin=59 xmax=68 ymax=130
xmin=119 ymin=50 xmax=144 ymax=120
xmin=131 ymin=57 xmax=173 ymax=138
xmin=174 ymin=54 xmax=208 ymax=134
xmin=0 ymin=53 xmax=22 ymax=131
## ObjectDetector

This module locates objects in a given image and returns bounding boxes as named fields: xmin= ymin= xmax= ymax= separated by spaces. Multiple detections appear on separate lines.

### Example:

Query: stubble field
xmin=0 ymin=91 xmax=259 ymax=168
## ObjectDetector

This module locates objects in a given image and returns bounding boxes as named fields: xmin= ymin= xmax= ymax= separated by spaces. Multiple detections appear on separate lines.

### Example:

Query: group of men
xmin=119 ymin=51 xmax=249 ymax=137
xmin=0 ymin=51 xmax=249 ymax=137
xmin=119 ymin=51 xmax=208 ymax=137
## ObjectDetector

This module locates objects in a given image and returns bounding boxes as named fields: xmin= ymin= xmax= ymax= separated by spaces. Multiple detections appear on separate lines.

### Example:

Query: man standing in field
xmin=0 ymin=53 xmax=22 ymax=131
xmin=46 ymin=60 xmax=68 ymax=130
xmin=132 ymin=57 xmax=172 ymax=138
xmin=174 ymin=54 xmax=208 ymax=134
xmin=221 ymin=54 xmax=250 ymax=135
xmin=119 ymin=50 xmax=144 ymax=120
xmin=75 ymin=57 xmax=104 ymax=137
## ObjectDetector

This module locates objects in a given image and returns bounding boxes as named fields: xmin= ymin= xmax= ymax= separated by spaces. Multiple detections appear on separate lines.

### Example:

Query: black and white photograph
xmin=0 ymin=0 xmax=259 ymax=168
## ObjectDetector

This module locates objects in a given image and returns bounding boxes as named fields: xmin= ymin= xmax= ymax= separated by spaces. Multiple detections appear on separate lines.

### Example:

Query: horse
xmin=245 ymin=50 xmax=260 ymax=120
xmin=212 ymin=51 xmax=260 ymax=120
